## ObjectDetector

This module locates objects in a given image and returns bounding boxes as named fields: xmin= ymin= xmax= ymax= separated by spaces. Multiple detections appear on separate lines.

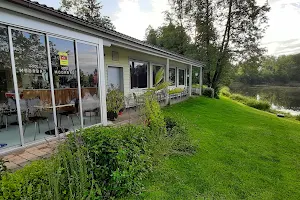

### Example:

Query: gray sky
xmin=36 ymin=0 xmax=300 ymax=56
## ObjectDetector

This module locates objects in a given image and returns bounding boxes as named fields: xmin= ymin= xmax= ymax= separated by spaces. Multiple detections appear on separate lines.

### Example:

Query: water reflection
xmin=230 ymin=85 xmax=300 ymax=115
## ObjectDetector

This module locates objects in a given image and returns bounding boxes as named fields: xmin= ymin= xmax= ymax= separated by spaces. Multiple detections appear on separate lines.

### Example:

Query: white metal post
xmin=98 ymin=39 xmax=108 ymax=126
xmin=45 ymin=34 xmax=58 ymax=136
xmin=165 ymin=58 xmax=170 ymax=104
xmin=189 ymin=65 xmax=192 ymax=96
xmin=74 ymin=41 xmax=84 ymax=128
xmin=199 ymin=66 xmax=203 ymax=96
xmin=149 ymin=63 xmax=153 ymax=87
xmin=8 ymin=27 xmax=24 ymax=146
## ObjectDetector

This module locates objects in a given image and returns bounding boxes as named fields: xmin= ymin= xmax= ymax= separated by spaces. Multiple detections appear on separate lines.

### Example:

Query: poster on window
xmin=58 ymin=52 xmax=68 ymax=66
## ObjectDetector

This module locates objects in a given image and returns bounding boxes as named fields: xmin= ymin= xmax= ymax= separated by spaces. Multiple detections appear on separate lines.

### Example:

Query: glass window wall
xmin=49 ymin=36 xmax=81 ymax=132
xmin=77 ymin=42 xmax=100 ymax=127
xmin=0 ymin=26 xmax=21 ymax=149
xmin=11 ymin=29 xmax=55 ymax=143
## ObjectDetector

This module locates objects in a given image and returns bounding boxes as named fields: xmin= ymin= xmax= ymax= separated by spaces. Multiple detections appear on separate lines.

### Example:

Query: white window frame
xmin=169 ymin=67 xmax=177 ymax=87
xmin=178 ymin=68 xmax=186 ymax=86
xmin=129 ymin=59 xmax=149 ymax=90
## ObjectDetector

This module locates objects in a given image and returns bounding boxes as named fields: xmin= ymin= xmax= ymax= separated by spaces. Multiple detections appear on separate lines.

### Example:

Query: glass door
xmin=10 ymin=28 xmax=55 ymax=144
xmin=48 ymin=36 xmax=81 ymax=133
xmin=76 ymin=42 xmax=101 ymax=127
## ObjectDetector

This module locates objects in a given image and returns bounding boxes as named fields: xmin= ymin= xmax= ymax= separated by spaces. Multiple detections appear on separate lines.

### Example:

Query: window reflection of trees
xmin=130 ymin=61 xmax=148 ymax=89
xmin=12 ymin=30 xmax=48 ymax=90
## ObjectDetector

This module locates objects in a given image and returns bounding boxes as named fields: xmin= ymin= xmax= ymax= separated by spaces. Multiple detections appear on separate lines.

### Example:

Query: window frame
xmin=169 ymin=67 xmax=176 ymax=86
xmin=129 ymin=59 xmax=149 ymax=89
xmin=178 ymin=68 xmax=185 ymax=86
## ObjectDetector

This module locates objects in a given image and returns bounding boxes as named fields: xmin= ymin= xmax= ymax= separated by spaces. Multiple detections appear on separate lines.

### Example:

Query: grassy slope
xmin=137 ymin=97 xmax=300 ymax=199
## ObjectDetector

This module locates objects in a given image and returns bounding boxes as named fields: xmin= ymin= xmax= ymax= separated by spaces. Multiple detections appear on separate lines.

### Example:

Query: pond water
xmin=230 ymin=85 xmax=300 ymax=116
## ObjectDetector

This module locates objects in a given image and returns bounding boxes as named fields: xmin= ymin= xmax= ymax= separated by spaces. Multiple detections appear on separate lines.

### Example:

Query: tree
xmin=171 ymin=0 xmax=270 ymax=91
xmin=60 ymin=0 xmax=115 ymax=30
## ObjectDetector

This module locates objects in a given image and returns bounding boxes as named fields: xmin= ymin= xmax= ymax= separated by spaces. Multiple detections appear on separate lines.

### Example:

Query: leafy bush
xmin=168 ymin=87 xmax=184 ymax=95
xmin=219 ymin=86 xmax=231 ymax=97
xmin=245 ymin=98 xmax=271 ymax=111
xmin=230 ymin=93 xmax=248 ymax=102
xmin=203 ymin=87 xmax=215 ymax=98
xmin=0 ymin=158 xmax=6 ymax=180
xmin=78 ymin=125 xmax=152 ymax=198
xmin=230 ymin=93 xmax=270 ymax=111
xmin=296 ymin=115 xmax=300 ymax=121
xmin=0 ymin=160 xmax=49 ymax=199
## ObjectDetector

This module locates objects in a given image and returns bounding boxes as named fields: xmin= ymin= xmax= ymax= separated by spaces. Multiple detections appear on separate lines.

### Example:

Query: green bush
xmin=203 ymin=87 xmax=214 ymax=98
xmin=0 ymin=158 xmax=6 ymax=181
xmin=168 ymin=87 xmax=184 ymax=95
xmin=230 ymin=93 xmax=271 ymax=111
xmin=230 ymin=93 xmax=248 ymax=102
xmin=0 ymin=160 xmax=49 ymax=199
xmin=296 ymin=115 xmax=300 ymax=121
xmin=219 ymin=86 xmax=231 ymax=97
xmin=79 ymin=125 xmax=152 ymax=198
xmin=245 ymin=98 xmax=271 ymax=111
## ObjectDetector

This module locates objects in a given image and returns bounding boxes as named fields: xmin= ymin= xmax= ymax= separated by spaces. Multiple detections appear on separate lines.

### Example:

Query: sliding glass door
xmin=0 ymin=26 xmax=22 ymax=149
xmin=77 ymin=42 xmax=101 ymax=127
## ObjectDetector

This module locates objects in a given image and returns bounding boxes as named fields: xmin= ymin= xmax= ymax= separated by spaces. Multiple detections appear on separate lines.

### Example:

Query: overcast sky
xmin=36 ymin=0 xmax=300 ymax=56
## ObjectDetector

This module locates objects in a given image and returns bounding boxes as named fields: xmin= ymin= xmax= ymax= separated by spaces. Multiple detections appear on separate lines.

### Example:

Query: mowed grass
xmin=136 ymin=97 xmax=300 ymax=199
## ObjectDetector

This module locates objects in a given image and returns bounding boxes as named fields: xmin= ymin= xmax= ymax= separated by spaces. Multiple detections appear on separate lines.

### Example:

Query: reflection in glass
xmin=11 ymin=29 xmax=55 ymax=143
xmin=179 ymin=69 xmax=185 ymax=85
xmin=169 ymin=68 xmax=176 ymax=86
xmin=153 ymin=65 xmax=163 ymax=86
xmin=77 ymin=42 xmax=100 ymax=127
xmin=130 ymin=61 xmax=148 ymax=89
xmin=0 ymin=26 xmax=22 ymax=149
xmin=49 ymin=37 xmax=81 ymax=132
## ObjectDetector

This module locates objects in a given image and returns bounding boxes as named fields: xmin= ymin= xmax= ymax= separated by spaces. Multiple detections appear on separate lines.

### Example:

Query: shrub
xmin=0 ymin=158 xmax=6 ymax=180
xmin=296 ymin=115 xmax=300 ymax=121
xmin=219 ymin=86 xmax=231 ymax=97
xmin=203 ymin=87 xmax=214 ymax=98
xmin=245 ymin=98 xmax=271 ymax=111
xmin=230 ymin=93 xmax=248 ymax=102
xmin=168 ymin=87 xmax=184 ymax=95
xmin=0 ymin=160 xmax=49 ymax=199
xmin=230 ymin=93 xmax=271 ymax=111
xmin=79 ymin=125 xmax=152 ymax=198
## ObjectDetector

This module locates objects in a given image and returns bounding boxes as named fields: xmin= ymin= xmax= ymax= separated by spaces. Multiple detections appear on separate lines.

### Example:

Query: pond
xmin=230 ymin=85 xmax=300 ymax=116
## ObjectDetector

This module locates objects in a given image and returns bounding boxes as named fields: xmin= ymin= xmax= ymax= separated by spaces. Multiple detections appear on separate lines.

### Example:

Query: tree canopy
xmin=60 ymin=0 xmax=115 ymax=30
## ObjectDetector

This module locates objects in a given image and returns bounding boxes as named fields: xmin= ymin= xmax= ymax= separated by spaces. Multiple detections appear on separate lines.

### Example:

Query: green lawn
xmin=137 ymin=97 xmax=300 ymax=199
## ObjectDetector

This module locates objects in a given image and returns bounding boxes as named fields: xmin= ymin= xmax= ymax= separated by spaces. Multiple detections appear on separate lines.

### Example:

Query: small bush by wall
xmin=219 ymin=86 xmax=231 ymax=97
xmin=203 ymin=87 xmax=215 ymax=98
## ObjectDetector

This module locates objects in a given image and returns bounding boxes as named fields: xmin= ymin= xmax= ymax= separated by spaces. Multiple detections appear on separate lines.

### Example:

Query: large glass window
xmin=153 ymin=65 xmax=164 ymax=86
xmin=12 ymin=29 xmax=55 ymax=143
xmin=179 ymin=69 xmax=185 ymax=85
xmin=130 ymin=60 xmax=148 ymax=89
xmin=0 ymin=26 xmax=21 ymax=149
xmin=49 ymin=37 xmax=81 ymax=132
xmin=169 ymin=68 xmax=176 ymax=86
xmin=77 ymin=42 xmax=100 ymax=127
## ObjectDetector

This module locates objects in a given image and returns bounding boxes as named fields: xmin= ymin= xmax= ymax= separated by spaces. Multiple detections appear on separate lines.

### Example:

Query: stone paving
xmin=2 ymin=140 xmax=59 ymax=170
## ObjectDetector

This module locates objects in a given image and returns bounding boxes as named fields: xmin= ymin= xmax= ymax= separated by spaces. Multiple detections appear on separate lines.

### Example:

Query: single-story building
xmin=0 ymin=0 xmax=204 ymax=155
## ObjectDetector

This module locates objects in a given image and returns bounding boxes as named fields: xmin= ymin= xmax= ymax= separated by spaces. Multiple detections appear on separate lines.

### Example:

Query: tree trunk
xmin=211 ymin=0 xmax=233 ymax=90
